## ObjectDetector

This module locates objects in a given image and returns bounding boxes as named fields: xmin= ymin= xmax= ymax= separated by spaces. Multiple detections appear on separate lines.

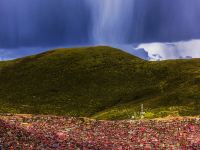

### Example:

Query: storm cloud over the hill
xmin=0 ymin=0 xmax=200 ymax=59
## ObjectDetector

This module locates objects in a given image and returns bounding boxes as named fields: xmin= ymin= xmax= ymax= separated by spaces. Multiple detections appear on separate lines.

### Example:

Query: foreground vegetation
xmin=0 ymin=46 xmax=199 ymax=119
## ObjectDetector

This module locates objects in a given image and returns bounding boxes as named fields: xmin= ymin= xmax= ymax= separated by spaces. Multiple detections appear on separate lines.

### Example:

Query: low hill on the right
xmin=92 ymin=57 xmax=200 ymax=120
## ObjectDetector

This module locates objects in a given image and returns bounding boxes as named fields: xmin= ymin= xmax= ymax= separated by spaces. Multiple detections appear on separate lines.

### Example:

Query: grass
xmin=0 ymin=46 xmax=199 ymax=120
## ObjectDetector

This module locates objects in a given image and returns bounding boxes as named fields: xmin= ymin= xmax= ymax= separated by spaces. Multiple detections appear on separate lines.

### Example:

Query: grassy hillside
xmin=0 ymin=46 xmax=199 ymax=119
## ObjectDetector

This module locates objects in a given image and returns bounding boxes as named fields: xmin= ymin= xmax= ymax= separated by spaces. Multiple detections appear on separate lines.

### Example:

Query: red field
xmin=0 ymin=115 xmax=199 ymax=150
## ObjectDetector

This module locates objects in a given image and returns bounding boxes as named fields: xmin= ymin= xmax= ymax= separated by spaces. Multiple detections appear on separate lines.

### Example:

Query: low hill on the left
xmin=0 ymin=46 xmax=145 ymax=117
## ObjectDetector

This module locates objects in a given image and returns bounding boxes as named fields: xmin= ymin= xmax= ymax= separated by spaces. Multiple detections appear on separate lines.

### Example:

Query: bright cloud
xmin=137 ymin=39 xmax=200 ymax=60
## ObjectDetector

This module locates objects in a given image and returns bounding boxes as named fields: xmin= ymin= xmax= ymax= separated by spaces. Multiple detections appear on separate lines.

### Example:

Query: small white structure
xmin=140 ymin=104 xmax=145 ymax=119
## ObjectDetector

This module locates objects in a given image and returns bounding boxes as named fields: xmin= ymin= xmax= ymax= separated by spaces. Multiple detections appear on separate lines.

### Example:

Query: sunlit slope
xmin=0 ymin=46 xmax=199 ymax=119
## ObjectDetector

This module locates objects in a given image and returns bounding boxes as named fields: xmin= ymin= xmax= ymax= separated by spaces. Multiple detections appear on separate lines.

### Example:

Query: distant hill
xmin=0 ymin=46 xmax=199 ymax=120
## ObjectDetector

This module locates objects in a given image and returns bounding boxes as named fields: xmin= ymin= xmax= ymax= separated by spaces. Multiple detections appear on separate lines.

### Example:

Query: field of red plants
xmin=0 ymin=114 xmax=199 ymax=150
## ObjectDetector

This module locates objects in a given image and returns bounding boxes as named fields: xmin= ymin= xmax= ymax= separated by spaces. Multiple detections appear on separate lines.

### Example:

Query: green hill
xmin=0 ymin=46 xmax=199 ymax=119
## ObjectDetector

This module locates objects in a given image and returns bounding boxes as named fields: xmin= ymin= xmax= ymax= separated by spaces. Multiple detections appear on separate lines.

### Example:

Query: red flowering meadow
xmin=0 ymin=115 xmax=199 ymax=150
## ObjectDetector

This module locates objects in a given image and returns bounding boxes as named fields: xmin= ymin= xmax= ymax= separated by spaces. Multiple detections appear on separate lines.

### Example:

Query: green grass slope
xmin=0 ymin=46 xmax=199 ymax=119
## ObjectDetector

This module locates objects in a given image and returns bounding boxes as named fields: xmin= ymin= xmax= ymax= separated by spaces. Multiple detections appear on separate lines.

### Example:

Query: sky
xmin=0 ymin=0 xmax=200 ymax=60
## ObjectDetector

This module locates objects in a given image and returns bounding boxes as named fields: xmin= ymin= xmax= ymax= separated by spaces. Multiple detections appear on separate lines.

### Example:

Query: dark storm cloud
xmin=0 ymin=0 xmax=91 ymax=48
xmin=133 ymin=0 xmax=200 ymax=42
xmin=0 ymin=0 xmax=200 ymax=51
